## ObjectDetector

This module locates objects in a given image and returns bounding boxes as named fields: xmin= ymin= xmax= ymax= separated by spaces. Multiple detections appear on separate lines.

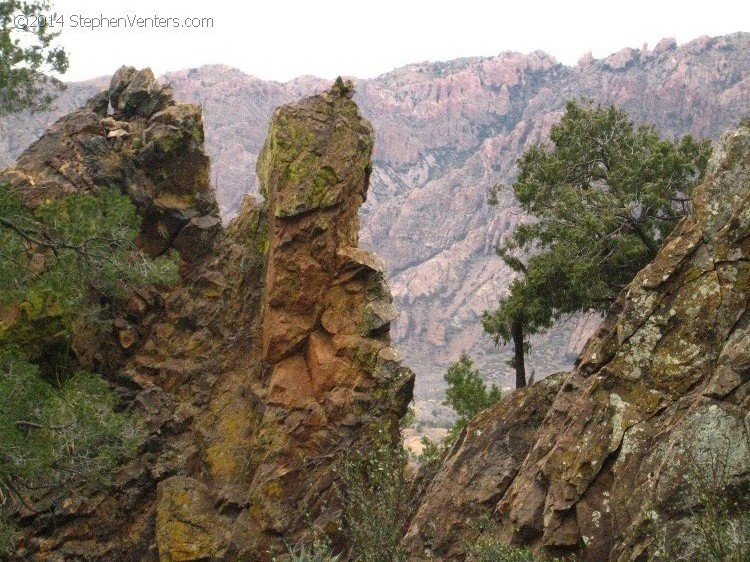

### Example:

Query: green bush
xmin=399 ymin=405 xmax=416 ymax=429
xmin=0 ymin=347 xmax=144 ymax=552
xmin=468 ymin=539 xmax=562 ymax=562
xmin=444 ymin=353 xmax=501 ymax=442
xmin=655 ymin=445 xmax=750 ymax=562
xmin=0 ymin=183 xmax=178 ymax=313
xmin=418 ymin=436 xmax=443 ymax=463
xmin=282 ymin=538 xmax=341 ymax=562
xmin=338 ymin=421 xmax=410 ymax=561
xmin=0 ymin=182 xmax=176 ymax=553
xmin=468 ymin=540 xmax=537 ymax=562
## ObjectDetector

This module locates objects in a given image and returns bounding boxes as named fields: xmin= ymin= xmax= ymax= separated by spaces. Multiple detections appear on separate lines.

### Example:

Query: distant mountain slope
xmin=1 ymin=32 xmax=748 ymax=400
xmin=0 ymin=76 xmax=109 ymax=169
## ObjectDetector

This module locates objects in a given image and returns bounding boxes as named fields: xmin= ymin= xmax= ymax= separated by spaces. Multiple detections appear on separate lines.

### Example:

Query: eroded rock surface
xmin=403 ymin=373 xmax=566 ymax=559
xmin=7 ymin=74 xmax=413 ymax=561
xmin=236 ymin=78 xmax=414 ymax=557
xmin=404 ymin=125 xmax=750 ymax=560
xmin=5 ymin=34 xmax=749 ymax=401
xmin=0 ymin=66 xmax=221 ymax=378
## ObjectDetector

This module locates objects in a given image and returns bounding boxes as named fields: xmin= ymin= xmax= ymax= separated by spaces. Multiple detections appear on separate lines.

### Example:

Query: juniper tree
xmin=0 ymin=183 xmax=178 ymax=550
xmin=443 ymin=353 xmax=501 ymax=439
xmin=0 ymin=0 xmax=68 ymax=114
xmin=484 ymin=100 xmax=711 ymax=387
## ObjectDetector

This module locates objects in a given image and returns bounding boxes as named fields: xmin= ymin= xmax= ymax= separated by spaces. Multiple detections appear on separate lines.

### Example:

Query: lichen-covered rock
xmin=402 ymin=373 xmax=566 ymax=559
xmin=7 ymin=77 xmax=413 ymax=561
xmin=405 ymin=125 xmax=750 ymax=561
xmin=244 ymin=79 xmax=414 ymax=557
xmin=0 ymin=67 xmax=221 ymax=380
xmin=155 ymin=477 xmax=226 ymax=562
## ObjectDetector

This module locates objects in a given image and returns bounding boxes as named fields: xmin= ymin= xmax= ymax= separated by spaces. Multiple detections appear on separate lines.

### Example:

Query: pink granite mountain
xmin=1 ymin=32 xmax=748 ymax=404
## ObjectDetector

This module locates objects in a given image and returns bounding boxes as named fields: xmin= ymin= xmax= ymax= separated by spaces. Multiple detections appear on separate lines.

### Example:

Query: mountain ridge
xmin=1 ymin=32 xmax=748 ymax=406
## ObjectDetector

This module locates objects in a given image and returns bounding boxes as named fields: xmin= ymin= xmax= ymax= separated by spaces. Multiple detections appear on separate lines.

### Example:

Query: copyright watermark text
xmin=13 ymin=13 xmax=214 ymax=31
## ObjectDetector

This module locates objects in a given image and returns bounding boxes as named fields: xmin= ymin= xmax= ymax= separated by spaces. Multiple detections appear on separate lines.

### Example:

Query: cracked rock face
xmin=8 ymin=76 xmax=413 ymax=561
xmin=237 ymin=79 xmax=414 ymax=558
xmin=402 ymin=373 xmax=567 ymax=559
xmin=403 ymin=125 xmax=750 ymax=561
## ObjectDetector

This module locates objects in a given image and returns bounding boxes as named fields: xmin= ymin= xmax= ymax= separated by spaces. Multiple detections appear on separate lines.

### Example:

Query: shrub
xmin=467 ymin=539 xmax=561 ymax=562
xmin=281 ymin=538 xmax=341 ymax=562
xmin=444 ymin=353 xmax=501 ymax=442
xmin=338 ymin=421 xmax=410 ymax=561
xmin=0 ymin=347 xmax=144 ymax=553
xmin=655 ymin=442 xmax=750 ymax=561
xmin=418 ymin=436 xmax=443 ymax=463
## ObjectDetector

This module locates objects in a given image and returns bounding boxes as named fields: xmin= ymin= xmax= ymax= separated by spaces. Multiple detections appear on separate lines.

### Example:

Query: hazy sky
xmin=48 ymin=0 xmax=749 ymax=82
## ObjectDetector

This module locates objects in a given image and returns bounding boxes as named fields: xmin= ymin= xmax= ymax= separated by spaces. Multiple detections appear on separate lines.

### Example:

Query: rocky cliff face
xmin=0 ymin=66 xmax=221 ymax=376
xmin=403 ymin=124 xmax=750 ymax=560
xmin=404 ymin=373 xmax=567 ymax=558
xmin=6 ymin=71 xmax=412 ymax=561
xmin=0 ymin=77 xmax=108 ymax=171
xmin=2 ymin=33 xmax=749 ymax=403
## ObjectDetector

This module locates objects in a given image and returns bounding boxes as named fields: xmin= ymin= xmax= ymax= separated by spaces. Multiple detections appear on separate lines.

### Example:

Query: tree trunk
xmin=630 ymin=219 xmax=659 ymax=259
xmin=511 ymin=317 xmax=526 ymax=388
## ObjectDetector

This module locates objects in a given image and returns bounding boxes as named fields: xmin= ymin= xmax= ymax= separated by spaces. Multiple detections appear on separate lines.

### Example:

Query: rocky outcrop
xmin=164 ymin=33 xmax=750 ymax=401
xmin=403 ymin=373 xmax=566 ymax=558
xmin=0 ymin=66 xmax=222 ymax=376
xmin=403 ymin=124 xmax=750 ymax=560
xmin=236 ymin=78 xmax=414 ymax=556
xmin=7 ymin=75 xmax=413 ymax=560
xmin=0 ymin=65 xmax=221 ymax=265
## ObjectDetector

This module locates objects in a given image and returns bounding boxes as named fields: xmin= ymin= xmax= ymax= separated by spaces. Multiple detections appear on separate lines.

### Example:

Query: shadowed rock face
xmin=0 ymin=65 xmax=221 ymax=264
xmin=403 ymin=124 xmax=750 ymax=560
xmin=7 ymin=74 xmax=413 ymax=561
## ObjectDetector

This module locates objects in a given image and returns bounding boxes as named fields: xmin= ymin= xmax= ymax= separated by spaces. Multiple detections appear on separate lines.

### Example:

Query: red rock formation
xmin=6 ymin=73 xmax=413 ymax=561
xmin=240 ymin=78 xmax=414 ymax=557
xmin=0 ymin=65 xmax=221 ymax=265
xmin=160 ymin=32 xmax=750 ymax=400
xmin=2 ymin=33 xmax=749 ymax=407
